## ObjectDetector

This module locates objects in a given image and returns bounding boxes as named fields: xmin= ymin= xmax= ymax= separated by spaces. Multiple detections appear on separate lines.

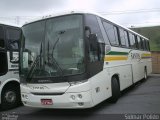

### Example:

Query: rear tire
xmin=110 ymin=76 xmax=120 ymax=103
xmin=1 ymin=85 xmax=21 ymax=110
xmin=144 ymin=67 xmax=147 ymax=80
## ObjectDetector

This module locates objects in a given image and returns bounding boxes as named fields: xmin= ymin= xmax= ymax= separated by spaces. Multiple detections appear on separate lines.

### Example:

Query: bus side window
xmin=119 ymin=28 xmax=129 ymax=47
xmin=143 ymin=39 xmax=146 ymax=50
xmin=137 ymin=36 xmax=141 ymax=50
xmin=147 ymin=40 xmax=150 ymax=51
xmin=145 ymin=40 xmax=149 ymax=51
xmin=129 ymin=33 xmax=136 ymax=49
xmin=103 ymin=21 xmax=119 ymax=46
xmin=0 ymin=26 xmax=5 ymax=49
xmin=6 ymin=28 xmax=20 ymax=51
xmin=140 ymin=38 xmax=144 ymax=50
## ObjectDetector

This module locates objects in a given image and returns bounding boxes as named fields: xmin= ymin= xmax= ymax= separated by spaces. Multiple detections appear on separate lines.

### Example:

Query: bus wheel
xmin=1 ymin=85 xmax=21 ymax=110
xmin=110 ymin=76 xmax=120 ymax=103
xmin=144 ymin=67 xmax=147 ymax=80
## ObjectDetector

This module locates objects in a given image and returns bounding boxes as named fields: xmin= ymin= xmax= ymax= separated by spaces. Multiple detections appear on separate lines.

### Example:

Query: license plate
xmin=41 ymin=99 xmax=53 ymax=105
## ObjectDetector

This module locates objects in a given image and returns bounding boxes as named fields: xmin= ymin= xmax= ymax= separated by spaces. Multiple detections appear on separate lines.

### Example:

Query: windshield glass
xmin=20 ymin=15 xmax=85 ymax=82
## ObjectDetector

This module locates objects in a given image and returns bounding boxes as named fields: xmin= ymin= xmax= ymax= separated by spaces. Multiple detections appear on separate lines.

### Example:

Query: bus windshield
xmin=20 ymin=15 xmax=85 ymax=82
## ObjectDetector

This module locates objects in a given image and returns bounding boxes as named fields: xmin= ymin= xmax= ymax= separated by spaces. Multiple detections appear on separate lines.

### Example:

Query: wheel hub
xmin=4 ymin=91 xmax=16 ymax=103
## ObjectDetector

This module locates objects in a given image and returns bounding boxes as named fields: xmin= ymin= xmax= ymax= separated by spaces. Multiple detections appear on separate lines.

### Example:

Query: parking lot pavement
xmin=0 ymin=74 xmax=160 ymax=120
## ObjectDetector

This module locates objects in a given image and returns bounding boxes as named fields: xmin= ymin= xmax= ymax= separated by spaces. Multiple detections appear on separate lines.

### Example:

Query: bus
xmin=19 ymin=11 xmax=152 ymax=109
xmin=0 ymin=23 xmax=21 ymax=110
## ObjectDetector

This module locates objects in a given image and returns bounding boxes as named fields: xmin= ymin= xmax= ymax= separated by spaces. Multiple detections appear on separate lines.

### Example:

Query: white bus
xmin=0 ymin=23 xmax=21 ymax=110
xmin=20 ymin=12 xmax=152 ymax=109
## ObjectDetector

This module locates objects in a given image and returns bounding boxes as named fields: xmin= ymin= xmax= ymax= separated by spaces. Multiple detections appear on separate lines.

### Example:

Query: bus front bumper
xmin=21 ymin=90 xmax=93 ymax=109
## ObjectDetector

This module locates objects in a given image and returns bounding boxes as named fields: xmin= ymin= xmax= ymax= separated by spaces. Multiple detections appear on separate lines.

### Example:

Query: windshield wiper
xmin=26 ymin=31 xmax=66 ymax=81
xmin=47 ymin=40 xmax=64 ymax=76
xmin=51 ymin=30 xmax=65 ymax=55
xmin=26 ymin=42 xmax=43 ymax=81
xmin=26 ymin=55 xmax=40 ymax=81
xmin=47 ymin=31 xmax=66 ymax=76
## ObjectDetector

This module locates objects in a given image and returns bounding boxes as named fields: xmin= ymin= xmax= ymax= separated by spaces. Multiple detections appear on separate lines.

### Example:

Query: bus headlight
xmin=22 ymin=93 xmax=28 ymax=99
xmin=25 ymin=95 xmax=28 ymax=99
xmin=69 ymin=80 xmax=88 ymax=86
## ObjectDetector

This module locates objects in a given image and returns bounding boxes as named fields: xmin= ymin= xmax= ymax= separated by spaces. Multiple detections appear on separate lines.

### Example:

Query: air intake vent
xmin=31 ymin=92 xmax=64 ymax=96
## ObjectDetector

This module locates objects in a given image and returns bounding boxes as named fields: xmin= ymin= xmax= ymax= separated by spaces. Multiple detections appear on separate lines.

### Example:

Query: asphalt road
xmin=0 ymin=75 xmax=160 ymax=120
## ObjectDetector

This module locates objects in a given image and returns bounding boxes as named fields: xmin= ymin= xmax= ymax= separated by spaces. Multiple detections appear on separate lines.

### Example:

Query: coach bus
xmin=0 ymin=23 xmax=21 ymax=110
xmin=19 ymin=11 xmax=152 ymax=108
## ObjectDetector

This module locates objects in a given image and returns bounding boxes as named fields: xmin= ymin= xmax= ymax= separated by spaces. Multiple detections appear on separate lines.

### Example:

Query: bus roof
xmin=0 ymin=22 xmax=20 ymax=28
xmin=23 ymin=11 xmax=149 ymax=40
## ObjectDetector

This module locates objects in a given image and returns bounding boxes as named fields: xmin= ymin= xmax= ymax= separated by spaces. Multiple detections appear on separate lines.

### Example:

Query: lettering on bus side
xmin=11 ymin=65 xmax=19 ymax=68
xmin=131 ymin=53 xmax=141 ymax=60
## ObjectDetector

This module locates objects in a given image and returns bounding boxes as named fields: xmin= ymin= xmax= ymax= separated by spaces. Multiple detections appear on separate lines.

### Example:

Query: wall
xmin=152 ymin=52 xmax=160 ymax=73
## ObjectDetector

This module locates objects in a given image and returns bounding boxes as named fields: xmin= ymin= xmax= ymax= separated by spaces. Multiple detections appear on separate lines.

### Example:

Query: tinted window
xmin=140 ymin=37 xmax=144 ymax=50
xmin=85 ymin=14 xmax=104 ymax=43
xmin=103 ymin=22 xmax=119 ymax=46
xmin=134 ymin=36 xmax=139 ymax=49
xmin=6 ymin=28 xmax=20 ymax=50
xmin=0 ymin=26 xmax=5 ymax=49
xmin=147 ymin=40 xmax=150 ymax=51
xmin=119 ymin=28 xmax=129 ymax=47
xmin=0 ymin=51 xmax=8 ymax=75
xmin=146 ymin=40 xmax=149 ymax=51
xmin=142 ymin=39 xmax=146 ymax=50
xmin=85 ymin=14 xmax=104 ymax=62
xmin=137 ymin=36 xmax=142 ymax=49
xmin=129 ymin=33 xmax=136 ymax=48
xmin=145 ymin=40 xmax=148 ymax=50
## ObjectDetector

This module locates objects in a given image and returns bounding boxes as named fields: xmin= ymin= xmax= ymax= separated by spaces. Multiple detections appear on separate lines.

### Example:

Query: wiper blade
xmin=51 ymin=30 xmax=65 ymax=55
xmin=26 ymin=42 xmax=43 ymax=81
xmin=47 ymin=39 xmax=64 ymax=76
xmin=47 ymin=31 xmax=66 ymax=76
xmin=26 ymin=55 xmax=40 ymax=81
xmin=48 ymin=54 xmax=64 ymax=76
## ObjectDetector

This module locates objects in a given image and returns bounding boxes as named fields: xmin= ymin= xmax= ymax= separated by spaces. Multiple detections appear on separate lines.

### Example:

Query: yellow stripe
xmin=104 ymin=55 xmax=128 ymax=61
xmin=141 ymin=53 xmax=151 ymax=59
xmin=141 ymin=53 xmax=151 ymax=57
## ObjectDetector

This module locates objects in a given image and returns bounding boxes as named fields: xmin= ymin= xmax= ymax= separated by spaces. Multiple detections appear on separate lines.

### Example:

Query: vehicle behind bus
xmin=20 ymin=12 xmax=152 ymax=109
xmin=0 ymin=23 xmax=21 ymax=110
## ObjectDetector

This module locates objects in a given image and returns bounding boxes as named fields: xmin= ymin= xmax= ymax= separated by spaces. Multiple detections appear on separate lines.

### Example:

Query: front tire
xmin=110 ymin=76 xmax=120 ymax=103
xmin=1 ymin=85 xmax=21 ymax=110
